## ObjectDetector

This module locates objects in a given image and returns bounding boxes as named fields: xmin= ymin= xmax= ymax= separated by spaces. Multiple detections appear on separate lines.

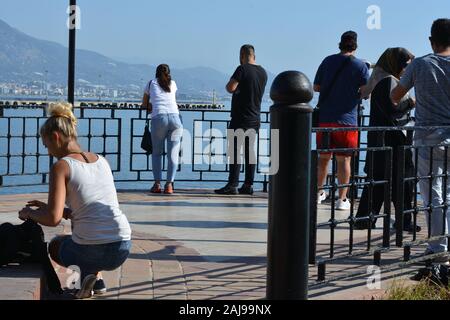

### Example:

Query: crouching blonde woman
xmin=18 ymin=102 xmax=132 ymax=299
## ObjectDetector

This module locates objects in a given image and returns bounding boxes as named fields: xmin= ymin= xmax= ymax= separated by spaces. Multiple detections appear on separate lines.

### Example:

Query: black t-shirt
xmin=230 ymin=64 xmax=268 ymax=129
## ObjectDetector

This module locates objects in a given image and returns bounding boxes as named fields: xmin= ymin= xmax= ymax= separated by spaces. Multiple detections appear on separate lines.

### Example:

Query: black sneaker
xmin=238 ymin=185 xmax=254 ymax=195
xmin=214 ymin=185 xmax=238 ymax=195
xmin=93 ymin=278 xmax=107 ymax=295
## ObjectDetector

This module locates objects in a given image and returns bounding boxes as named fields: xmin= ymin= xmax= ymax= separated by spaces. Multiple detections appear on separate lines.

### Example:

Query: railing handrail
xmin=313 ymin=125 xmax=450 ymax=133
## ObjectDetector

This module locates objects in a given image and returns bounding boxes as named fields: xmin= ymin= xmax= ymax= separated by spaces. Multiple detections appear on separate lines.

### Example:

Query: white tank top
xmin=61 ymin=155 xmax=132 ymax=245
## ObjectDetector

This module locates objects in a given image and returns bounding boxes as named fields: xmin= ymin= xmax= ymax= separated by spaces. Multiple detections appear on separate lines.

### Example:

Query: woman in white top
xmin=18 ymin=102 xmax=132 ymax=299
xmin=142 ymin=64 xmax=183 ymax=194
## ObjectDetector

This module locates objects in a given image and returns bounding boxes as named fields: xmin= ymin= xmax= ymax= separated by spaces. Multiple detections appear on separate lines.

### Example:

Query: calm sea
xmin=2 ymin=98 xmax=325 ymax=194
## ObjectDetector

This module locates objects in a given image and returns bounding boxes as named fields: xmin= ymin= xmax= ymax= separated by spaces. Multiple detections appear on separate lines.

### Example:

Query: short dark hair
xmin=431 ymin=18 xmax=450 ymax=48
xmin=240 ymin=44 xmax=255 ymax=58
xmin=339 ymin=31 xmax=358 ymax=52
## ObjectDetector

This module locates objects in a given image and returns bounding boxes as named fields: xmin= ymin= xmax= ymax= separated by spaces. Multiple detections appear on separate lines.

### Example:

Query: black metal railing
xmin=0 ymin=103 xmax=271 ymax=191
xmin=3 ymin=102 xmax=450 ymax=285
xmin=310 ymin=125 xmax=450 ymax=282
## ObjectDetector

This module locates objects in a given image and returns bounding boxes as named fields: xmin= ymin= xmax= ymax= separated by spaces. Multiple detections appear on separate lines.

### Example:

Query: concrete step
xmin=0 ymin=263 xmax=43 ymax=300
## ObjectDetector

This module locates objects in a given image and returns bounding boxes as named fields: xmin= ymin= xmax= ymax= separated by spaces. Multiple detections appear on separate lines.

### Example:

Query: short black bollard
xmin=317 ymin=262 xmax=326 ymax=282
xmin=267 ymin=71 xmax=314 ymax=300
xmin=374 ymin=250 xmax=381 ymax=267
xmin=404 ymin=245 xmax=411 ymax=262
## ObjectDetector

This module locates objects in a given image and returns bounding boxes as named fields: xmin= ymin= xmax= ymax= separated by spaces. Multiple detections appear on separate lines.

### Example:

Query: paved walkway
xmin=0 ymin=190 xmax=430 ymax=300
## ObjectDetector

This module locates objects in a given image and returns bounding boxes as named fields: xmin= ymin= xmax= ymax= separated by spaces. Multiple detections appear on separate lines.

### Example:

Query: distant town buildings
xmin=0 ymin=80 xmax=237 ymax=103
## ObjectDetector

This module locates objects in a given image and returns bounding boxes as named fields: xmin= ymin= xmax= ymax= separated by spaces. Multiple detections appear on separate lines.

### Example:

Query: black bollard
xmin=267 ymin=71 xmax=314 ymax=300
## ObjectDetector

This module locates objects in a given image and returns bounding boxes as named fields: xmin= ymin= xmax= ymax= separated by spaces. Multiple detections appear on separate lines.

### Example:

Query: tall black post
xmin=267 ymin=71 xmax=314 ymax=300
xmin=68 ymin=0 xmax=77 ymax=105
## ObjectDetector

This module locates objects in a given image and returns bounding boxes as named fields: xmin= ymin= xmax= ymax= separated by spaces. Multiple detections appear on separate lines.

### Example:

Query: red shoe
xmin=150 ymin=183 xmax=162 ymax=194
xmin=164 ymin=184 xmax=174 ymax=195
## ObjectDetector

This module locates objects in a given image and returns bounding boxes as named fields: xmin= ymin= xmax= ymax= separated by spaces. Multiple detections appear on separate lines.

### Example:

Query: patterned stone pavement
xmin=0 ymin=190 xmax=430 ymax=300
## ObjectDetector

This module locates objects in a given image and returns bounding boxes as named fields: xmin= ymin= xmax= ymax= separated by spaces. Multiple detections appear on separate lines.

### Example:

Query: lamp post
xmin=68 ymin=0 xmax=77 ymax=105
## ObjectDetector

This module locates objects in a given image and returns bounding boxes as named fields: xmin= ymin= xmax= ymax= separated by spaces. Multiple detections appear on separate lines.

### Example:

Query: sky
xmin=1 ymin=0 xmax=449 ymax=80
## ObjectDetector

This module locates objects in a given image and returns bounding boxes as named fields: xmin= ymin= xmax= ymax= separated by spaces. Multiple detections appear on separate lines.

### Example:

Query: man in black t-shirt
xmin=215 ymin=45 xmax=268 ymax=195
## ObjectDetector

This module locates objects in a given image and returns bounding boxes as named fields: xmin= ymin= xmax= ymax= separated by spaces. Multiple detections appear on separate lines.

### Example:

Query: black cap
xmin=339 ymin=31 xmax=358 ymax=52
xmin=341 ymin=31 xmax=358 ymax=42
xmin=341 ymin=31 xmax=358 ymax=43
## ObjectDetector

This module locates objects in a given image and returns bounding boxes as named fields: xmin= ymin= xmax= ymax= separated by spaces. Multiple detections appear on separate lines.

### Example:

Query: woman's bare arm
xmin=142 ymin=93 xmax=152 ymax=113
xmin=19 ymin=161 xmax=68 ymax=226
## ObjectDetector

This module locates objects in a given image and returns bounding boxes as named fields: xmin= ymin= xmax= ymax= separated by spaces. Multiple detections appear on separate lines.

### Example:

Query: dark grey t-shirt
xmin=400 ymin=53 xmax=450 ymax=142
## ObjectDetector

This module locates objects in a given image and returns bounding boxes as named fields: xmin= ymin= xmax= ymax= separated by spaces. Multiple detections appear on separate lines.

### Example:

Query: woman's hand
xmin=63 ymin=208 xmax=73 ymax=220
xmin=18 ymin=207 xmax=34 ymax=221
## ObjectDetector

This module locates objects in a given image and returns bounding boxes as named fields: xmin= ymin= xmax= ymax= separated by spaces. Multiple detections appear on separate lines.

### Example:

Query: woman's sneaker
xmin=317 ymin=192 xmax=327 ymax=204
xmin=93 ymin=278 xmax=107 ymax=295
xmin=336 ymin=199 xmax=351 ymax=211
xmin=75 ymin=274 xmax=97 ymax=299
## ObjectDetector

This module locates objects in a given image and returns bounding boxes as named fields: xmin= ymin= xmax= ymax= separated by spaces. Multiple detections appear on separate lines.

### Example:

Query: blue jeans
xmin=59 ymin=237 xmax=131 ymax=280
xmin=415 ymin=133 xmax=450 ymax=253
xmin=151 ymin=113 xmax=183 ymax=183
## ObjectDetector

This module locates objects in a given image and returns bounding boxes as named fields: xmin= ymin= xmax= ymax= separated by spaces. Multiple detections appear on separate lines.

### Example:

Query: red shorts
xmin=316 ymin=123 xmax=359 ymax=156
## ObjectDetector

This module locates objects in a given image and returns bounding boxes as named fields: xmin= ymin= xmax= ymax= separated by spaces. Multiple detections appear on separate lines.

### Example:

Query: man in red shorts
xmin=314 ymin=31 xmax=370 ymax=210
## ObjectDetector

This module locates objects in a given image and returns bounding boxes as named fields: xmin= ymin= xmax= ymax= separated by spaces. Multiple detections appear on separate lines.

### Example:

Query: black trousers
xmin=356 ymin=131 xmax=415 ymax=226
xmin=227 ymin=128 xmax=258 ymax=187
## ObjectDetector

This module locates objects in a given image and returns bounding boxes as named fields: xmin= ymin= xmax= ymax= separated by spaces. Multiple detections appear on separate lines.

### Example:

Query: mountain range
xmin=0 ymin=19 xmax=274 ymax=95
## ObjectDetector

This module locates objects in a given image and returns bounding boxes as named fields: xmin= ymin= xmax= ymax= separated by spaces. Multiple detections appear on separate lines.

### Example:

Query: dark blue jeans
xmin=59 ymin=237 xmax=131 ymax=280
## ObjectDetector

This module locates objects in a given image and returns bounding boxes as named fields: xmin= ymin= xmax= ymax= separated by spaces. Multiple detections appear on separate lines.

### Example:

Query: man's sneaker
xmin=214 ymin=185 xmax=238 ymax=195
xmin=238 ymin=185 xmax=254 ymax=195
xmin=93 ymin=278 xmax=107 ymax=295
xmin=74 ymin=274 xmax=97 ymax=299
xmin=317 ymin=192 xmax=327 ymax=204
xmin=336 ymin=199 xmax=351 ymax=211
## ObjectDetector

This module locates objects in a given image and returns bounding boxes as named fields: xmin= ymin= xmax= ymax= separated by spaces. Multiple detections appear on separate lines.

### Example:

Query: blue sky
xmin=1 ymin=0 xmax=449 ymax=80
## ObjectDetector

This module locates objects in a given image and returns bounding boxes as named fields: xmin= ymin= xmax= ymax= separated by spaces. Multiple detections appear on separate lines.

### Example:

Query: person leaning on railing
xmin=354 ymin=47 xmax=421 ymax=233
xmin=215 ymin=44 xmax=268 ymax=196
xmin=142 ymin=64 xmax=183 ymax=195
xmin=314 ymin=31 xmax=370 ymax=211
xmin=17 ymin=102 xmax=132 ymax=299
xmin=391 ymin=19 xmax=450 ymax=272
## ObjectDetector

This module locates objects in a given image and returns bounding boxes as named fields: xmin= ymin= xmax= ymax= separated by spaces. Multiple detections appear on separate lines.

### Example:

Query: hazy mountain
xmin=0 ymin=19 xmax=237 ymax=95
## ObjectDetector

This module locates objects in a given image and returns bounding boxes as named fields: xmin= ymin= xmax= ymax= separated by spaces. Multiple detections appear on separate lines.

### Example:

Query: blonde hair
xmin=40 ymin=102 xmax=78 ymax=140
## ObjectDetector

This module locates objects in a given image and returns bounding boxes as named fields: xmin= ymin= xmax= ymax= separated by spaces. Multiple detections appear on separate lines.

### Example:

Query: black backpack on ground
xmin=0 ymin=220 xmax=63 ymax=295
